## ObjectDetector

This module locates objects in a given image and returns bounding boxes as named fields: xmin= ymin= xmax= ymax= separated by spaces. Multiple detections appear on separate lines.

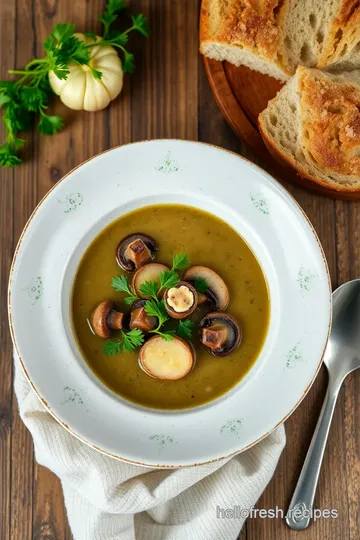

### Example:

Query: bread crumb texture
xmin=319 ymin=0 xmax=360 ymax=67
xmin=202 ymin=0 xmax=283 ymax=59
xmin=300 ymin=69 xmax=360 ymax=176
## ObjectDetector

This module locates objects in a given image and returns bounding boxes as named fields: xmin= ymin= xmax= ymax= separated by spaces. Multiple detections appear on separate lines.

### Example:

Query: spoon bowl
xmin=324 ymin=279 xmax=360 ymax=376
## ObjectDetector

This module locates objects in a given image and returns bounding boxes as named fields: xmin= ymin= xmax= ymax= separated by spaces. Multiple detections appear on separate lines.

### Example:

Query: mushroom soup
xmin=71 ymin=204 xmax=270 ymax=409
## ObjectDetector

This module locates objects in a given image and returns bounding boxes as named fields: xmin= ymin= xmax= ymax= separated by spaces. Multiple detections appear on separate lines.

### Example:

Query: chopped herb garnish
xmin=159 ymin=270 xmax=180 ymax=291
xmin=139 ymin=280 xmax=159 ymax=301
xmin=156 ymin=253 xmax=189 ymax=292
xmin=107 ymin=250 xmax=195 ymax=347
xmin=172 ymin=253 xmax=189 ymax=272
xmin=194 ymin=276 xmax=208 ymax=294
xmin=177 ymin=319 xmax=195 ymax=340
xmin=103 ymin=328 xmax=144 ymax=355
xmin=144 ymin=299 xmax=169 ymax=328
xmin=103 ymin=339 xmax=122 ymax=356
xmin=153 ymin=329 xmax=176 ymax=341
xmin=111 ymin=275 xmax=138 ymax=304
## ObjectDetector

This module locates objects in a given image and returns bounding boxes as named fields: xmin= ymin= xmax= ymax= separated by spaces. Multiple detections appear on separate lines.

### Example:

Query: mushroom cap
xmin=132 ymin=263 xmax=169 ymax=298
xmin=164 ymin=281 xmax=198 ymax=319
xmin=91 ymin=300 xmax=114 ymax=339
xmin=139 ymin=335 xmax=195 ymax=380
xmin=116 ymin=233 xmax=158 ymax=272
xmin=199 ymin=311 xmax=241 ymax=357
xmin=183 ymin=266 xmax=229 ymax=310
xmin=129 ymin=299 xmax=157 ymax=332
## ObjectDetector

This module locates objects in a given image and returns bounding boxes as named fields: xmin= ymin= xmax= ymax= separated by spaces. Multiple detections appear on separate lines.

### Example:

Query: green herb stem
xmin=0 ymin=1 xmax=148 ymax=167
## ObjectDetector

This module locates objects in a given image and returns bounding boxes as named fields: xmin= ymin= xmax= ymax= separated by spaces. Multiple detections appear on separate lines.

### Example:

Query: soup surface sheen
xmin=72 ymin=204 xmax=270 ymax=409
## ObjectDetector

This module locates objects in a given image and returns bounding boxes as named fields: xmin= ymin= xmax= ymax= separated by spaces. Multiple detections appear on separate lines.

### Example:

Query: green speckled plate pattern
xmin=8 ymin=140 xmax=331 ymax=467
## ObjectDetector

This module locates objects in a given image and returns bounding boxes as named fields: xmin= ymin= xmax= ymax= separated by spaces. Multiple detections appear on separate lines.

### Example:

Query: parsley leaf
xmin=111 ymin=275 xmax=138 ymax=304
xmin=0 ymin=143 xmax=23 ymax=167
xmin=122 ymin=328 xmax=144 ymax=352
xmin=122 ymin=50 xmax=135 ymax=73
xmin=103 ymin=328 xmax=144 ymax=355
xmin=90 ymin=67 xmax=103 ymax=80
xmin=132 ymin=14 xmax=149 ymax=37
xmin=103 ymin=339 xmax=122 ymax=356
xmin=159 ymin=270 xmax=180 ymax=291
xmin=0 ymin=94 xmax=10 ymax=107
xmin=156 ymin=330 xmax=176 ymax=341
xmin=111 ymin=275 xmax=132 ymax=293
xmin=139 ymin=280 xmax=158 ymax=300
xmin=84 ymin=31 xmax=97 ymax=40
xmin=194 ymin=277 xmax=208 ymax=294
xmin=38 ymin=112 xmax=64 ymax=135
xmin=177 ymin=320 xmax=194 ymax=340
xmin=172 ymin=253 xmax=189 ymax=272
xmin=20 ymin=87 xmax=46 ymax=112
xmin=145 ymin=299 xmax=169 ymax=329
xmin=46 ymin=33 xmax=91 ymax=79
xmin=100 ymin=0 xmax=127 ymax=39
xmin=96 ymin=1 xmax=148 ymax=74
xmin=51 ymin=23 xmax=76 ymax=43
xmin=108 ymin=31 xmax=129 ymax=46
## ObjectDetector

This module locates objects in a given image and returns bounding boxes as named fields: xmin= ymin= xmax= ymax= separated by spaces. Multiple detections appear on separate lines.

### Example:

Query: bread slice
xmin=318 ymin=2 xmax=360 ymax=72
xmin=200 ymin=1 xmax=360 ymax=81
xmin=278 ymin=0 xmax=342 ymax=74
xmin=258 ymin=66 xmax=360 ymax=191
xmin=200 ymin=0 xmax=291 ymax=81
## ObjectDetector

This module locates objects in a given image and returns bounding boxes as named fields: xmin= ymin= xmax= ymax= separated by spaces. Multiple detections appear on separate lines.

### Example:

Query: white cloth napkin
xmin=14 ymin=354 xmax=286 ymax=540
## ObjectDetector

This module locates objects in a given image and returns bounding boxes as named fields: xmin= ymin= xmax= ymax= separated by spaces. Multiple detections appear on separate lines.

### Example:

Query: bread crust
xmin=259 ymin=118 xmax=360 ymax=192
xmin=299 ymin=67 xmax=360 ymax=178
xmin=200 ymin=0 xmax=290 ymax=74
xmin=259 ymin=67 xmax=360 ymax=191
xmin=318 ymin=0 xmax=360 ymax=68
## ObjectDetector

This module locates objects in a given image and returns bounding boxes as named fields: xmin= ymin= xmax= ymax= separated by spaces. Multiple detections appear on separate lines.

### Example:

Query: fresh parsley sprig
xmin=103 ymin=328 xmax=144 ymax=355
xmin=194 ymin=276 xmax=208 ymax=293
xmin=111 ymin=275 xmax=138 ymax=305
xmin=0 ymin=1 xmax=148 ymax=167
xmin=94 ymin=11 xmax=149 ymax=73
xmin=110 ymin=252 xmax=192 ymax=344
xmin=144 ymin=299 xmax=169 ymax=329
xmin=138 ymin=280 xmax=158 ymax=301
xmin=157 ymin=253 xmax=189 ymax=291
xmin=159 ymin=270 xmax=180 ymax=290
xmin=100 ymin=0 xmax=127 ymax=39
xmin=143 ymin=299 xmax=175 ymax=340
xmin=172 ymin=253 xmax=189 ymax=271
xmin=177 ymin=319 xmax=194 ymax=340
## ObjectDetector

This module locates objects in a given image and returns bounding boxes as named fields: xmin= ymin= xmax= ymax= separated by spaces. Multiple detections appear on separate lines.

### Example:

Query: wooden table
xmin=0 ymin=1 xmax=359 ymax=539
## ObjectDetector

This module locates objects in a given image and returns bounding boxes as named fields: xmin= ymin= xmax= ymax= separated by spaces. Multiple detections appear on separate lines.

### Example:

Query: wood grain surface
xmin=0 ymin=1 xmax=359 ymax=539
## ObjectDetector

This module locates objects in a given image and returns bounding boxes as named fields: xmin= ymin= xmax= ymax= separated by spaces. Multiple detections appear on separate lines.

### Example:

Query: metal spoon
xmin=286 ymin=279 xmax=360 ymax=530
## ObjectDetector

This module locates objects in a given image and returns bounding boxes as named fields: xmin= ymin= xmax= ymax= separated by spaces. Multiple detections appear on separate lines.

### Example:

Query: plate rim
xmin=8 ymin=139 xmax=332 ymax=468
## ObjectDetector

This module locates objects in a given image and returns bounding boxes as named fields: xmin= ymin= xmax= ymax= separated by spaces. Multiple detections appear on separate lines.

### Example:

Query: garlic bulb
xmin=49 ymin=33 xmax=123 ymax=112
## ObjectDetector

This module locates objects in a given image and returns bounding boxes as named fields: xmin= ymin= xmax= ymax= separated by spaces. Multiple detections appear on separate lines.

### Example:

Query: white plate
xmin=9 ymin=140 xmax=331 ymax=467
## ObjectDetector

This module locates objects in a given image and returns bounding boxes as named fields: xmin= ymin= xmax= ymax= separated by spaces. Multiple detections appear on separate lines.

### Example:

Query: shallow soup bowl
xmin=9 ymin=140 xmax=331 ymax=467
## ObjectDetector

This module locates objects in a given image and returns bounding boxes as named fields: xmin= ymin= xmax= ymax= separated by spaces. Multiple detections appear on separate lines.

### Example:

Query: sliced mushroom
xmin=183 ymin=266 xmax=229 ymax=310
xmin=164 ymin=281 xmax=198 ymax=319
xmin=199 ymin=312 xmax=241 ymax=357
xmin=129 ymin=299 xmax=157 ymax=332
xmin=139 ymin=336 xmax=195 ymax=380
xmin=91 ymin=300 xmax=124 ymax=339
xmin=132 ymin=263 xmax=169 ymax=298
xmin=116 ymin=233 xmax=158 ymax=271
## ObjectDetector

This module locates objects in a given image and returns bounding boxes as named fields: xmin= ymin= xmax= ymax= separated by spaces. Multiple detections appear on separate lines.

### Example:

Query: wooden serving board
xmin=203 ymin=57 xmax=360 ymax=200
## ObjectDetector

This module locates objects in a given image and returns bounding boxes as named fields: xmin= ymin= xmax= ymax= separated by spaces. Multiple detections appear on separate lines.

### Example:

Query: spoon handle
xmin=286 ymin=380 xmax=340 ymax=530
